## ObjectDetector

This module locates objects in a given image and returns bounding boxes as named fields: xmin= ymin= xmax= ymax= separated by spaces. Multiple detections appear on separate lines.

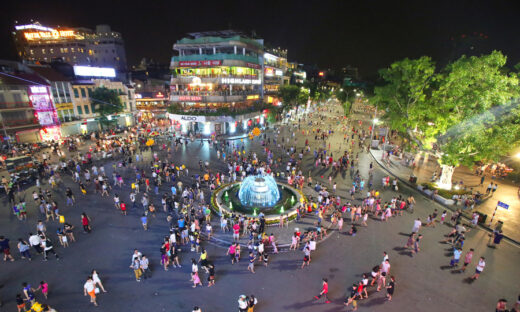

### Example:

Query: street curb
xmin=369 ymin=149 xmax=520 ymax=247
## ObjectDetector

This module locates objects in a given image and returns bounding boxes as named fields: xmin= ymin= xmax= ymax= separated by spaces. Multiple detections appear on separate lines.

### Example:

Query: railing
xmin=0 ymin=102 xmax=32 ymax=109
xmin=170 ymin=90 xmax=258 ymax=96
xmin=171 ymin=53 xmax=259 ymax=65
xmin=3 ymin=118 xmax=37 ymax=127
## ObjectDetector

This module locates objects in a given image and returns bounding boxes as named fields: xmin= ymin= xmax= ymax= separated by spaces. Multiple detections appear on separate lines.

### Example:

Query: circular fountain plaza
xmin=212 ymin=174 xmax=304 ymax=224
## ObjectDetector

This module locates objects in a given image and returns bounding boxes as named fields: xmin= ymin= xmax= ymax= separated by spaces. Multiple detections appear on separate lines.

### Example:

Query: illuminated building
xmin=263 ymin=47 xmax=289 ymax=95
xmin=13 ymin=22 xmax=127 ymax=72
xmin=0 ymin=60 xmax=60 ymax=142
xmin=169 ymin=31 xmax=268 ymax=135
xmin=71 ymin=79 xmax=135 ymax=132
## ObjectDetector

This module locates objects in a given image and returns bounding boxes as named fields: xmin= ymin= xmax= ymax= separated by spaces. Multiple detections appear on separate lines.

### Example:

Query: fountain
xmin=212 ymin=174 xmax=306 ymax=223
xmin=238 ymin=175 xmax=280 ymax=207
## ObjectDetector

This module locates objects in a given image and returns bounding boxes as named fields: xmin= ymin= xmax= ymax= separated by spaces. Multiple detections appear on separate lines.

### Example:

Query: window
xmin=77 ymin=106 xmax=83 ymax=115
xmin=13 ymin=93 xmax=22 ymax=103
xmin=30 ymin=49 xmax=34 ymax=55
xmin=50 ymin=48 xmax=54 ymax=54
xmin=91 ymin=104 xmax=96 ymax=113
xmin=80 ymin=88 xmax=86 ymax=98
xmin=84 ymin=105 xmax=90 ymax=114
xmin=73 ymin=88 xmax=79 ymax=97
xmin=71 ymin=48 xmax=75 ymax=53
xmin=87 ymin=88 xmax=92 ymax=97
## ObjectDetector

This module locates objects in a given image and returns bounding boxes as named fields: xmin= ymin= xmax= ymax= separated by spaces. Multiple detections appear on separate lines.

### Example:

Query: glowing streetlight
xmin=515 ymin=152 xmax=520 ymax=159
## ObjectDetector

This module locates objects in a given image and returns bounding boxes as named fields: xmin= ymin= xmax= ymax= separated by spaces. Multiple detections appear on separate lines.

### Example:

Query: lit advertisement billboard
xmin=73 ymin=66 xmax=116 ymax=78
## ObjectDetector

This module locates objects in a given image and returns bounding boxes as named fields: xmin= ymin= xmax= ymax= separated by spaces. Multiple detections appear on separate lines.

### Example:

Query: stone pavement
xmin=370 ymin=148 xmax=520 ymax=243
xmin=0 ymin=101 xmax=519 ymax=311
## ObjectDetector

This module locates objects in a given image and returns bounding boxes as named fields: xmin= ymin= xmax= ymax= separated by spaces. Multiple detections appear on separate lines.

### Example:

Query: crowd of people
xmin=0 ymin=101 xmax=517 ymax=311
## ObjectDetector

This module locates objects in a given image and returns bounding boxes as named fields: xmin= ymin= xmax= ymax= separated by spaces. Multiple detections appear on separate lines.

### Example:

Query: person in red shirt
xmin=313 ymin=278 xmax=331 ymax=303
xmin=81 ymin=213 xmax=91 ymax=233
xmin=232 ymin=223 xmax=240 ymax=242
xmin=120 ymin=201 xmax=127 ymax=216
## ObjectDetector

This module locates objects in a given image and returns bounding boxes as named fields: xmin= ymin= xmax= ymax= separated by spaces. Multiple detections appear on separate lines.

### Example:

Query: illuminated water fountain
xmin=238 ymin=175 xmax=280 ymax=207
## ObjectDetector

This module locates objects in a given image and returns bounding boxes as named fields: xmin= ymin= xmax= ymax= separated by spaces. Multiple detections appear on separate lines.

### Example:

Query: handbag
xmin=95 ymin=287 xmax=100 ymax=294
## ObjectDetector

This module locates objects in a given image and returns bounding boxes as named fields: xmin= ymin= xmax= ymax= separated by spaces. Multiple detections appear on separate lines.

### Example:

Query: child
xmin=262 ymin=252 xmax=269 ymax=267
xmin=440 ymin=211 xmax=447 ymax=224
xmin=37 ymin=281 xmax=49 ymax=299
xmin=120 ymin=201 xmax=127 ymax=216
xmin=207 ymin=264 xmax=215 ymax=287
xmin=16 ymin=294 xmax=26 ymax=312
xmin=191 ymin=272 xmax=202 ymax=288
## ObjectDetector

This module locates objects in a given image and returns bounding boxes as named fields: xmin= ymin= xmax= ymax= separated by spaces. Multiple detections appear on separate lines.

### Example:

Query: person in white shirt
xmin=471 ymin=257 xmax=486 ymax=280
xmin=28 ymin=233 xmax=43 ymax=254
xmin=412 ymin=218 xmax=422 ymax=233
xmin=83 ymin=276 xmax=98 ymax=306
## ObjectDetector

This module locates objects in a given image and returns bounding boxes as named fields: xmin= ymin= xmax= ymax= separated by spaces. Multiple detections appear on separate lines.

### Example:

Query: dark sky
xmin=1 ymin=0 xmax=520 ymax=79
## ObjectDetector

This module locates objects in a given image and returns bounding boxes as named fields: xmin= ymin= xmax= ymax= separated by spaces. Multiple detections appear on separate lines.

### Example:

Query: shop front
xmin=168 ymin=112 xmax=265 ymax=136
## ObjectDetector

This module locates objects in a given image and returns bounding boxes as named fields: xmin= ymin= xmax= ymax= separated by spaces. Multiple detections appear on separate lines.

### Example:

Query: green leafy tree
xmin=278 ymin=85 xmax=300 ymax=108
xmin=90 ymin=87 xmax=123 ymax=129
xmin=374 ymin=51 xmax=520 ymax=188
xmin=297 ymin=88 xmax=310 ymax=106
xmin=335 ymin=86 xmax=357 ymax=115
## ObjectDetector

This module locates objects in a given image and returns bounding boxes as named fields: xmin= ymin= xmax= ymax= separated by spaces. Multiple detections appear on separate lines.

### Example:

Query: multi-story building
xmin=0 ymin=60 xmax=60 ymax=143
xmin=71 ymin=79 xmax=135 ymax=133
xmin=13 ymin=22 xmax=127 ymax=72
xmin=169 ymin=31 xmax=266 ymax=135
xmin=263 ymin=47 xmax=289 ymax=95
xmin=28 ymin=64 xmax=76 ymax=123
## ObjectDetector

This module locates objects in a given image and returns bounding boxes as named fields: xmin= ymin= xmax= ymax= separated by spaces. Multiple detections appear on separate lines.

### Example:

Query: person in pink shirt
xmin=232 ymin=223 xmax=240 ymax=242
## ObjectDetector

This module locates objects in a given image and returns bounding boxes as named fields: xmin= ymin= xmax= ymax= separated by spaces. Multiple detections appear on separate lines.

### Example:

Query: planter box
xmin=434 ymin=195 xmax=455 ymax=206
xmin=423 ymin=189 xmax=433 ymax=196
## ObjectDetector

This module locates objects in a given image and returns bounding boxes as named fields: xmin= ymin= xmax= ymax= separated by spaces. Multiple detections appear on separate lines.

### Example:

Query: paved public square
xmin=0 ymin=101 xmax=518 ymax=312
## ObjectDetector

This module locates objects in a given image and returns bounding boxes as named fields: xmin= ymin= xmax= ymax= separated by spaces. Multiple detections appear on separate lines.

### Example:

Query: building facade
xmin=169 ymin=31 xmax=268 ymax=135
xmin=0 ymin=61 xmax=60 ymax=143
xmin=13 ymin=22 xmax=127 ymax=72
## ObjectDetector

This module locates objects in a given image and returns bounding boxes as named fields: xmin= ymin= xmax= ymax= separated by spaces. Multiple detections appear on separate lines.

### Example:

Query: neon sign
xmin=24 ymin=30 xmax=76 ymax=40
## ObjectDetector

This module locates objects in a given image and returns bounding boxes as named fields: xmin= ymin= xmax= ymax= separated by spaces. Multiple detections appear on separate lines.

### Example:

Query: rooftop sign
xmin=73 ymin=66 xmax=116 ymax=78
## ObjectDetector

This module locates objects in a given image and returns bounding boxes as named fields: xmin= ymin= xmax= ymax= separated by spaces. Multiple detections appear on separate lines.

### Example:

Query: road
xmin=0 ymin=100 xmax=518 ymax=312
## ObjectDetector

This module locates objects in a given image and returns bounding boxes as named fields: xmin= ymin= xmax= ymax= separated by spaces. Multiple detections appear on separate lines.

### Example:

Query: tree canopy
xmin=374 ymin=51 xmax=520 ymax=167
xmin=90 ymin=87 xmax=124 ymax=128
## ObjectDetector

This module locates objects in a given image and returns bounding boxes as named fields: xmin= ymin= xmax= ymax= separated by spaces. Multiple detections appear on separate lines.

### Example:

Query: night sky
xmin=1 ymin=0 xmax=520 ymax=79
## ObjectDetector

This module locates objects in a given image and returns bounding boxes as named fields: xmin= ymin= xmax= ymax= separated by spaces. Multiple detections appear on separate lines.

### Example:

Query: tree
xmin=278 ymin=85 xmax=301 ymax=108
xmin=297 ymin=88 xmax=310 ymax=106
xmin=335 ymin=86 xmax=358 ymax=116
xmin=374 ymin=51 xmax=520 ymax=189
xmin=90 ymin=87 xmax=124 ymax=129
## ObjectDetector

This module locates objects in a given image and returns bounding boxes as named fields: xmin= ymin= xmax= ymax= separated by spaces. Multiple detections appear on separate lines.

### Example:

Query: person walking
xmin=470 ymin=257 xmax=486 ymax=280
xmin=386 ymin=276 xmax=395 ymax=301
xmin=238 ymin=295 xmax=248 ymax=312
xmin=247 ymin=252 xmax=256 ymax=274
xmin=83 ymin=276 xmax=98 ymax=306
xmin=140 ymin=255 xmax=151 ymax=279
xmin=460 ymin=249 xmax=474 ymax=272
xmin=0 ymin=236 xmax=15 ymax=261
xmin=42 ymin=237 xmax=59 ymax=261
xmin=247 ymin=295 xmax=258 ymax=312
xmin=81 ymin=213 xmax=91 ymax=233
xmin=92 ymin=270 xmax=107 ymax=292
xmin=313 ymin=278 xmax=331 ymax=303
xmin=130 ymin=258 xmax=142 ymax=282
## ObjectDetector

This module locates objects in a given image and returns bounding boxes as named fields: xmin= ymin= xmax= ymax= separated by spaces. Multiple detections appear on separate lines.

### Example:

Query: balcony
xmin=171 ymin=94 xmax=247 ymax=103
xmin=171 ymin=53 xmax=259 ymax=67
xmin=0 ymin=102 xmax=32 ymax=110
xmin=170 ymin=75 xmax=259 ymax=85
xmin=3 ymin=118 xmax=37 ymax=127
